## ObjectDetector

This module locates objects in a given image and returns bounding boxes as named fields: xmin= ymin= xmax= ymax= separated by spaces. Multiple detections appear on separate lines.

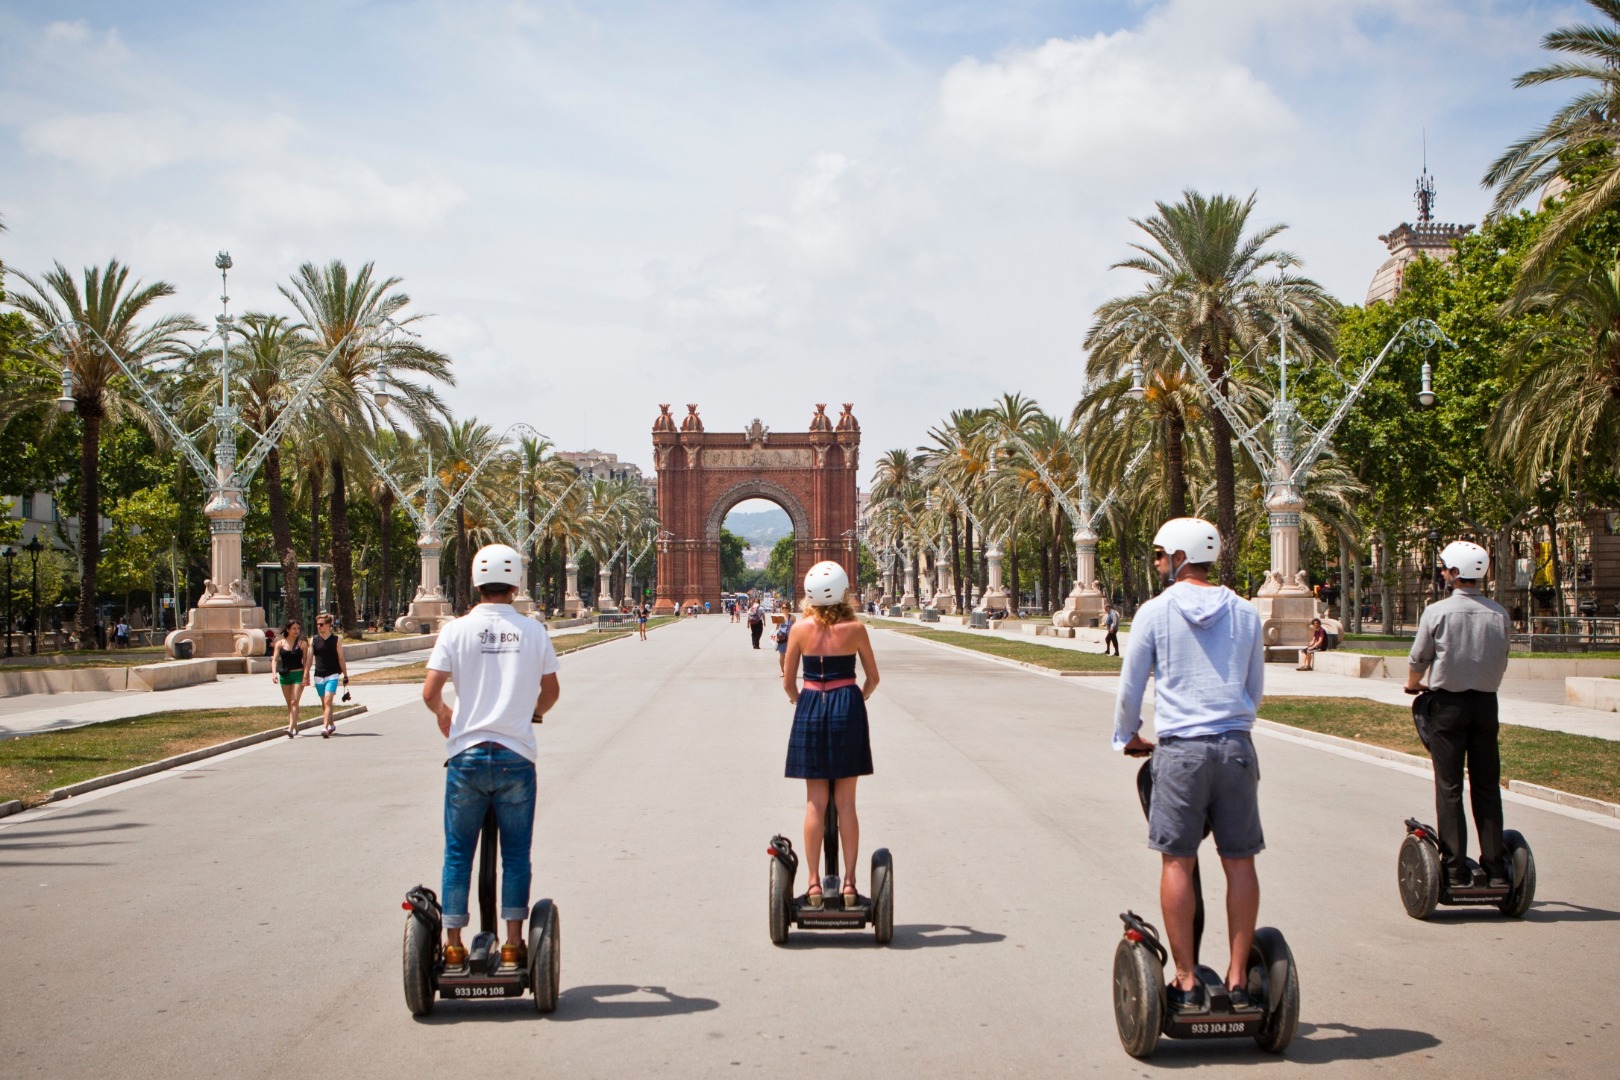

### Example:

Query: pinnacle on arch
xmin=680 ymin=404 xmax=704 ymax=433
xmin=835 ymin=403 xmax=859 ymax=432
xmin=809 ymin=403 xmax=833 ymax=432
xmin=653 ymin=404 xmax=677 ymax=433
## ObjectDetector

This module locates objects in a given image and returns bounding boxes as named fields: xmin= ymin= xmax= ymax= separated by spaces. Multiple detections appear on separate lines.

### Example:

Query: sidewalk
xmin=871 ymin=615 xmax=1620 ymax=742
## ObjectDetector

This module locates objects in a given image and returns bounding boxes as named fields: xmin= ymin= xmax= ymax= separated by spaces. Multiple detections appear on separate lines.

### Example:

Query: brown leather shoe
xmin=443 ymin=942 xmax=468 ymax=966
xmin=500 ymin=941 xmax=527 ymax=968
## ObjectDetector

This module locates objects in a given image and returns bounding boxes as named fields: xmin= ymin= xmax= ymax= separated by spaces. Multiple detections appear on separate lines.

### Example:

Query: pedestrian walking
xmin=114 ymin=618 xmax=130 ymax=650
xmin=783 ymin=561 xmax=880 ymax=908
xmin=637 ymin=603 xmax=649 ymax=641
xmin=747 ymin=600 xmax=765 ymax=649
xmin=1405 ymin=540 xmax=1513 ymax=890
xmin=1103 ymin=599 xmax=1120 ymax=656
xmin=308 ymin=613 xmax=349 ymax=738
xmin=774 ymin=610 xmax=795 ymax=674
xmin=273 ymin=619 xmax=310 ymax=738
xmin=422 ymin=544 xmax=562 ymax=970
xmin=1114 ymin=517 xmax=1267 ymax=1011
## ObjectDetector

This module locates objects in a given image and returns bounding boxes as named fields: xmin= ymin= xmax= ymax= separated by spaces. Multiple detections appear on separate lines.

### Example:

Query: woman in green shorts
xmin=272 ymin=620 xmax=310 ymax=737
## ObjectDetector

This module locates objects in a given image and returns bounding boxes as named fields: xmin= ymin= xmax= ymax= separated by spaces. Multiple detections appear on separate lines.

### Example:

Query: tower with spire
xmin=1366 ymin=153 xmax=1474 ymax=305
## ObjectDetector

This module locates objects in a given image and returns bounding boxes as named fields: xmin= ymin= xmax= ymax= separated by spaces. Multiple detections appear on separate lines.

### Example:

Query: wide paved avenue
xmin=3 ymin=617 xmax=1616 ymax=1078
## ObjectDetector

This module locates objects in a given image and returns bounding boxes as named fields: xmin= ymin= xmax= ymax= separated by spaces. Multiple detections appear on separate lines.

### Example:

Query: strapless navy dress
xmin=785 ymin=654 xmax=872 ymax=779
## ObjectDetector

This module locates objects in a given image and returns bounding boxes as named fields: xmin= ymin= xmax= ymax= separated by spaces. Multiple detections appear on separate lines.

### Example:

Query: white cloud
xmin=939 ymin=29 xmax=1295 ymax=176
xmin=22 ymin=110 xmax=299 ymax=178
xmin=231 ymin=163 xmax=465 ymax=230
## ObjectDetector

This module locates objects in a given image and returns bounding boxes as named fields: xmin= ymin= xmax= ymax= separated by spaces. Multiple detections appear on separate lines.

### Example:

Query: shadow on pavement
xmin=782 ymin=923 xmax=1005 ymax=950
xmin=1521 ymin=901 xmax=1620 ymax=923
xmin=551 ymin=984 xmax=720 ymax=1021
xmin=1138 ymin=1022 xmax=1439 ymax=1068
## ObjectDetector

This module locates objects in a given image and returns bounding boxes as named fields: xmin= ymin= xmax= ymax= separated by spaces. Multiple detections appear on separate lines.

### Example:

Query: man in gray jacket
xmin=1405 ymin=540 xmax=1512 ymax=889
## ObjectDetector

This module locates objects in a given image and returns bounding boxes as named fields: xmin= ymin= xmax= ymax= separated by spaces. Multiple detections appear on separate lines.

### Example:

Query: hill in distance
xmin=723 ymin=505 xmax=792 ymax=550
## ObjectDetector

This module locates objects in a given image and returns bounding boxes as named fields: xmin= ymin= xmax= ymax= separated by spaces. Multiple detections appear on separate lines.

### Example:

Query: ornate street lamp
xmin=1 ymin=544 xmax=15 ymax=658
xmin=1130 ymin=311 xmax=1451 ymax=649
xmin=33 ymin=253 xmax=394 ymax=659
xmin=25 ymin=536 xmax=44 ymax=656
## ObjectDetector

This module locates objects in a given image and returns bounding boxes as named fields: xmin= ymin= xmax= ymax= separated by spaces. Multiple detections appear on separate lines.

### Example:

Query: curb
xmin=0 ymin=799 xmax=20 ymax=819
xmin=883 ymin=626 xmax=1620 ymax=822
xmin=41 ymin=704 xmax=369 ymax=804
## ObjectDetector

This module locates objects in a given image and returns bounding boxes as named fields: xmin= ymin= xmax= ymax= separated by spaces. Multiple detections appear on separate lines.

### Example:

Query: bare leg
xmin=802 ymin=780 xmax=830 ymax=895
xmin=281 ymin=682 xmax=302 ymax=732
xmin=321 ymin=690 xmax=336 ymax=730
xmin=1160 ymin=855 xmax=1199 ymax=990
xmin=1221 ymin=856 xmax=1259 ymax=989
xmin=833 ymin=777 xmax=860 ymax=891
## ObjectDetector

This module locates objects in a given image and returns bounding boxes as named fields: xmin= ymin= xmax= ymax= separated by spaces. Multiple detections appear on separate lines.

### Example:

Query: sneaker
xmin=500 ymin=941 xmax=528 ymax=968
xmin=1227 ymin=986 xmax=1258 ymax=1011
xmin=443 ymin=942 xmax=468 ymax=966
xmin=1447 ymin=867 xmax=1473 ymax=889
xmin=1166 ymin=981 xmax=1204 ymax=1011
xmin=1486 ymin=865 xmax=1512 ymax=890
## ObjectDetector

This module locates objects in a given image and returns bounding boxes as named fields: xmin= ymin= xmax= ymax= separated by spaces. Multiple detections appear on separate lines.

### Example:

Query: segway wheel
xmin=769 ymin=856 xmax=792 ymax=945
xmin=528 ymin=899 xmax=561 ymax=1014
xmin=1499 ymin=830 xmax=1536 ymax=918
xmin=1112 ymin=936 xmax=1163 ymax=1059
xmin=870 ymin=848 xmax=894 ymax=946
xmin=1250 ymin=927 xmax=1300 ymax=1054
xmin=1397 ymin=833 xmax=1440 ymax=920
xmin=402 ymin=914 xmax=437 ymax=1016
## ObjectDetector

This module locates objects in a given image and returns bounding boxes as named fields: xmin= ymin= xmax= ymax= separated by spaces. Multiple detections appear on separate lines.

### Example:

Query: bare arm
xmin=423 ymin=669 xmax=453 ymax=736
xmin=533 ymin=673 xmax=560 ymax=721
xmin=852 ymin=622 xmax=879 ymax=700
xmin=300 ymin=641 xmax=312 ymax=686
xmin=782 ymin=623 xmax=804 ymax=703
xmin=336 ymin=639 xmax=349 ymax=681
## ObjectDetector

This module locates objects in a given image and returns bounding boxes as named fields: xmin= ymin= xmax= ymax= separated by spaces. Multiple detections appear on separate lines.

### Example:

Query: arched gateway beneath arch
xmin=651 ymin=404 xmax=860 ymax=614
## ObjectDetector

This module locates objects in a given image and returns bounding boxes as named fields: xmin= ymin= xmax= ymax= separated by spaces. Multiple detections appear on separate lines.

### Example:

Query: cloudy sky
xmin=0 ymin=0 xmax=1578 ymax=481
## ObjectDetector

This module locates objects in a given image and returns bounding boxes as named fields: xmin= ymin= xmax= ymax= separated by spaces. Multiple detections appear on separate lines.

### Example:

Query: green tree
xmin=765 ymin=535 xmax=797 ymax=595
xmin=7 ymin=260 xmax=200 ymax=649
xmin=719 ymin=527 xmax=748 ymax=590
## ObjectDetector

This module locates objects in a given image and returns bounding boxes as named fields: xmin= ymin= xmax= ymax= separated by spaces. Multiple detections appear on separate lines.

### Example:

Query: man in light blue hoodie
xmin=1114 ymin=517 xmax=1267 ymax=1012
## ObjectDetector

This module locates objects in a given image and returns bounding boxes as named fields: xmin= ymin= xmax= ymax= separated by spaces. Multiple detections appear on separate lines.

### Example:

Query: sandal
xmin=842 ymin=881 xmax=858 ymax=905
xmin=805 ymin=884 xmax=824 ymax=909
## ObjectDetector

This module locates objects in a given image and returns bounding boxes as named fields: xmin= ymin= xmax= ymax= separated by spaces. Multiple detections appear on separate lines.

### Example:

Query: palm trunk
xmin=1377 ymin=532 xmax=1395 ymax=635
xmin=455 ymin=508 xmax=471 ymax=612
xmin=1120 ymin=520 xmax=1139 ymax=610
xmin=265 ymin=446 xmax=301 ymax=627
xmin=1165 ymin=410 xmax=1188 ymax=518
xmin=379 ymin=493 xmax=394 ymax=629
xmin=309 ymin=466 xmax=324 ymax=561
xmin=328 ymin=460 xmax=361 ymax=638
xmin=1204 ymin=343 xmax=1238 ymax=587
xmin=75 ymin=405 xmax=103 ymax=651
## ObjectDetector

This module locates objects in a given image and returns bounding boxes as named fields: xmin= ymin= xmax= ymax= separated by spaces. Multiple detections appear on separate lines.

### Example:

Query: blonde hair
xmin=801 ymin=597 xmax=855 ymax=627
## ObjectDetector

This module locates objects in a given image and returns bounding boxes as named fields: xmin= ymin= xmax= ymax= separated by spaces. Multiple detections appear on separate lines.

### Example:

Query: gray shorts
xmin=1148 ymin=731 xmax=1265 ymax=859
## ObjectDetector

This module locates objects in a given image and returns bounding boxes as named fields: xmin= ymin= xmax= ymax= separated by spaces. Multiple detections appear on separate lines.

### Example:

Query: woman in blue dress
xmin=782 ymin=561 xmax=880 ymax=908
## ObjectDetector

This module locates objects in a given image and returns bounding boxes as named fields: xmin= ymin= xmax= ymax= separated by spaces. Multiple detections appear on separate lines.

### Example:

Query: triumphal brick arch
xmin=651 ymin=404 xmax=860 ymax=614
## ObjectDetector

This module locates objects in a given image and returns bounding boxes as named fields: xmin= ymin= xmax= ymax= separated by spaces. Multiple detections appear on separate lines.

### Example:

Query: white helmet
xmin=803 ymin=561 xmax=850 ymax=607
xmin=1440 ymin=540 xmax=1489 ymax=580
xmin=472 ymin=543 xmax=523 ymax=589
xmin=1152 ymin=517 xmax=1221 ymax=566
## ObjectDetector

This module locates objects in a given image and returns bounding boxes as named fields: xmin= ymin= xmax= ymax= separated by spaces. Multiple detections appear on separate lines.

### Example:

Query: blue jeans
xmin=441 ymin=743 xmax=537 ymax=928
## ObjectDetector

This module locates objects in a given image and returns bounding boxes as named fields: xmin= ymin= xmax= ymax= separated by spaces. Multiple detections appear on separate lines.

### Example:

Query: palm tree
xmin=1098 ymin=191 xmax=1336 ymax=585
xmin=184 ymin=312 xmax=315 ymax=627
xmin=279 ymin=260 xmax=453 ymax=636
xmin=1490 ymin=249 xmax=1620 ymax=493
xmin=871 ymin=448 xmax=924 ymax=602
xmin=1483 ymin=0 xmax=1620 ymax=286
xmin=431 ymin=419 xmax=501 ymax=612
xmin=8 ymin=260 xmax=200 ymax=649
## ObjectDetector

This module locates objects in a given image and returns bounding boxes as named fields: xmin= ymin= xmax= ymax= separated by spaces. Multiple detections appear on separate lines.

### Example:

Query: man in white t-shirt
xmin=422 ymin=544 xmax=561 ymax=970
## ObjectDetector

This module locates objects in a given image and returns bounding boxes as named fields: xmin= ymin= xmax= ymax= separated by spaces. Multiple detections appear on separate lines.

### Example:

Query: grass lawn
xmin=351 ymin=629 xmax=635 ymax=684
xmin=0 ymin=706 xmax=328 ymax=808
xmin=877 ymin=623 xmax=1123 ymax=673
xmin=1257 ymin=695 xmax=1620 ymax=804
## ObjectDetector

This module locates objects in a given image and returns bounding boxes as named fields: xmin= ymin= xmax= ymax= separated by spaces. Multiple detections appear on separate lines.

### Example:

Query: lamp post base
xmin=164 ymin=600 xmax=268 ymax=659
xmin=1052 ymin=587 xmax=1105 ymax=629
xmin=394 ymin=596 xmax=455 ymax=634
xmin=1251 ymin=591 xmax=1320 ymax=648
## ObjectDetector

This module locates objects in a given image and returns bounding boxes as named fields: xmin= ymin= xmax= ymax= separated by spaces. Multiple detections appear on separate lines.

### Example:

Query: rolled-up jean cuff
xmin=443 ymin=913 xmax=470 ymax=929
xmin=501 ymin=906 xmax=528 ymax=922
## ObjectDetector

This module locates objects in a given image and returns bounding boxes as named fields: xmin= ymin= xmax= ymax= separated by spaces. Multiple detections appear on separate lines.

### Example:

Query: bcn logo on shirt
xmin=477 ymin=628 xmax=523 ymax=652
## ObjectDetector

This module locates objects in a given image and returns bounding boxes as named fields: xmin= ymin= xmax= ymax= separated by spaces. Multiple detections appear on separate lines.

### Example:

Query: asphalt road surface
xmin=3 ymin=617 xmax=1617 ymax=1078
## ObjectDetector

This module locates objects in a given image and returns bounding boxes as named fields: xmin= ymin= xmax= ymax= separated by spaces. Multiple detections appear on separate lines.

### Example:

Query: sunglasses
xmin=1152 ymin=550 xmax=1168 ymax=560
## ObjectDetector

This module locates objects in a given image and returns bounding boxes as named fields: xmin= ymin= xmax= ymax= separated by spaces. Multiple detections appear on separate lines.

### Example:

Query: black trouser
xmin=750 ymin=623 xmax=763 ymax=648
xmin=1428 ymin=689 xmax=1504 ymax=878
xmin=1104 ymin=628 xmax=1119 ymax=656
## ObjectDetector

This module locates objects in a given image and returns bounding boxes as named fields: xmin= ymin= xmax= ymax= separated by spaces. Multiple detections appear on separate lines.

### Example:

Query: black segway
xmin=1396 ymin=690 xmax=1536 ymax=920
xmin=1113 ymin=759 xmax=1300 ymax=1059
xmin=402 ymin=806 xmax=561 ymax=1015
xmin=767 ymin=782 xmax=893 ymax=945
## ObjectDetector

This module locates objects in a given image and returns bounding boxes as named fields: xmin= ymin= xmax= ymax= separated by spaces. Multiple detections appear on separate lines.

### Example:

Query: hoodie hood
xmin=1166 ymin=581 xmax=1240 ymax=629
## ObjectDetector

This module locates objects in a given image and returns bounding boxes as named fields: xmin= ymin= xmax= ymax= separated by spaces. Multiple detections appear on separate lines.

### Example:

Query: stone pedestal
xmin=1252 ymin=491 xmax=1317 ymax=647
xmin=597 ymin=564 xmax=619 ymax=613
xmin=393 ymin=537 xmax=456 ymax=633
xmin=977 ymin=544 xmax=1010 ymax=614
xmin=165 ymin=484 xmax=268 ymax=658
xmin=1052 ymin=527 xmax=1103 ymax=628
xmin=563 ymin=554 xmax=583 ymax=616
